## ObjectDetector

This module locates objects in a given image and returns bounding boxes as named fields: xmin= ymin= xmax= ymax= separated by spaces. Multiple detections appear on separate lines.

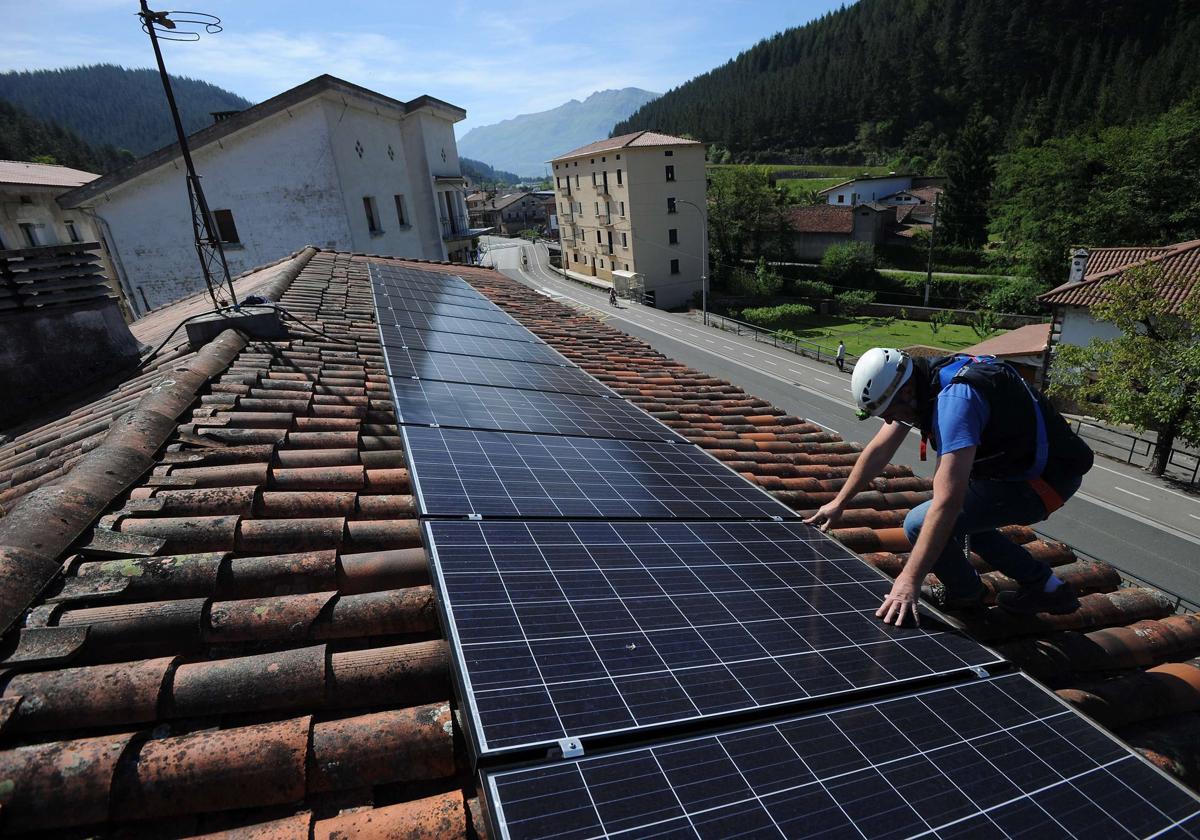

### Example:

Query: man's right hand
xmin=803 ymin=501 xmax=844 ymax=532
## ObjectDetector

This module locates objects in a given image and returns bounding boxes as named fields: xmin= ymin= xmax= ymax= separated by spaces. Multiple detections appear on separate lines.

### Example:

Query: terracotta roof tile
xmin=1040 ymin=239 xmax=1200 ymax=312
xmin=961 ymin=322 xmax=1051 ymax=357
xmin=0 ymin=159 xmax=98 ymax=188
xmin=786 ymin=204 xmax=854 ymax=234
xmin=551 ymin=130 xmax=701 ymax=161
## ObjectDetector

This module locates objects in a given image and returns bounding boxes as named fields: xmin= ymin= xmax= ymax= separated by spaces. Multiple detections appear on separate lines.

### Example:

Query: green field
xmin=777 ymin=177 xmax=845 ymax=200
xmin=878 ymin=269 xmax=1009 ymax=285
xmin=708 ymin=163 xmax=892 ymax=178
xmin=740 ymin=313 xmax=982 ymax=358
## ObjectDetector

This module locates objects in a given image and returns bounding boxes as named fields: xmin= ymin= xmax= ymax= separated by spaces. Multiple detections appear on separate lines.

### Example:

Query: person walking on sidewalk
xmin=835 ymin=341 xmax=846 ymax=372
xmin=804 ymin=348 xmax=1094 ymax=626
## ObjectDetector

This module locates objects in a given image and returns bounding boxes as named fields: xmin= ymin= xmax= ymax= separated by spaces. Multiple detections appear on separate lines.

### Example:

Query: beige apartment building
xmin=550 ymin=131 xmax=705 ymax=309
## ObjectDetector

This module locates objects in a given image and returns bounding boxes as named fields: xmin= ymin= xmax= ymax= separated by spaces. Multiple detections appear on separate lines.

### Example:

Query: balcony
xmin=600 ymin=244 xmax=614 ymax=256
xmin=441 ymin=215 xmax=467 ymax=239
xmin=595 ymin=180 xmax=612 ymax=195
xmin=559 ymin=209 xmax=574 ymax=222
xmin=597 ymin=213 xmax=612 ymax=226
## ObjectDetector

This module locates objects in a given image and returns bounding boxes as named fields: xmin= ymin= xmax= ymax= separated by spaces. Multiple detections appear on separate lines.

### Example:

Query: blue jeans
xmin=902 ymin=474 xmax=1084 ymax=596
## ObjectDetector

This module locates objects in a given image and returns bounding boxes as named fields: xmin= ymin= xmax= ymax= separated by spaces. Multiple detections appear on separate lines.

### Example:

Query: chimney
xmin=1068 ymin=248 xmax=1090 ymax=283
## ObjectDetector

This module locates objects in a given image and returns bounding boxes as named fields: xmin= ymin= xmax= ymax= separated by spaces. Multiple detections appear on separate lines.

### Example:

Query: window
xmin=668 ymin=228 xmax=678 ymax=245
xmin=575 ymin=174 xmax=580 ymax=188
xmin=664 ymin=150 xmax=673 ymax=156
xmin=394 ymin=194 xmax=408 ymax=226
xmin=665 ymin=165 xmax=675 ymax=182
xmin=616 ymin=169 xmax=622 ymax=185
xmin=624 ymin=263 xmax=629 ymax=270
xmin=619 ymin=201 xmax=625 ymax=216
xmin=837 ymin=195 xmax=845 ymax=204
xmin=596 ymin=230 xmax=602 ymax=243
xmin=594 ymin=201 xmax=600 ymax=216
xmin=670 ymin=259 xmax=680 ymax=274
xmin=621 ymin=232 xmax=628 ymax=247
xmin=599 ymin=260 xmax=604 ymax=269
xmin=591 ymin=172 xmax=597 ymax=186
xmin=212 ymin=209 xmax=240 ymax=244
xmin=616 ymin=154 xmax=621 ymax=159
xmin=64 ymin=221 xmax=82 ymax=243
xmin=362 ymin=197 xmax=382 ymax=234
xmin=19 ymin=195 xmax=32 ymax=205
xmin=19 ymin=223 xmax=39 ymax=247
xmin=667 ymin=197 xmax=677 ymax=213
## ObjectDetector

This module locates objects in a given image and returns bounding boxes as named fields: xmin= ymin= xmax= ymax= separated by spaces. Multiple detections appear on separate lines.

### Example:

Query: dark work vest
xmin=915 ymin=355 xmax=1093 ymax=483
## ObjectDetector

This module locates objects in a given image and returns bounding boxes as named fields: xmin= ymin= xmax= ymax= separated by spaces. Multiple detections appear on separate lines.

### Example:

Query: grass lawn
xmin=773 ymin=314 xmax=983 ymax=358
xmin=777 ymin=177 xmax=845 ymax=199
xmin=878 ymin=268 xmax=1009 ymax=284
xmin=708 ymin=164 xmax=891 ymax=178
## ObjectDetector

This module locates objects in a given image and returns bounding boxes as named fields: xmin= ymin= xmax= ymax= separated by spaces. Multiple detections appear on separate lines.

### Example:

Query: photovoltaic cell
xmin=377 ymin=307 xmax=537 ymax=341
xmin=405 ymin=429 xmax=799 ymax=520
xmin=375 ymin=293 xmax=521 ymax=324
xmin=390 ymin=379 xmax=685 ymax=442
xmin=378 ymin=324 xmax=566 ymax=365
xmin=424 ymin=519 xmax=1001 ymax=756
xmin=371 ymin=284 xmax=502 ymax=311
xmin=484 ymin=672 xmax=1200 ymax=840
xmin=369 ymin=263 xmax=478 ymax=292
xmin=384 ymin=348 xmax=611 ymax=397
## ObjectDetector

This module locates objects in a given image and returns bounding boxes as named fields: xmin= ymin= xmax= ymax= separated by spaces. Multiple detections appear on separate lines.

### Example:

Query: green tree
xmin=820 ymin=242 xmax=877 ymax=288
xmin=835 ymin=289 xmax=875 ymax=317
xmin=939 ymin=106 xmax=997 ymax=248
xmin=707 ymin=166 xmax=791 ymax=288
xmin=929 ymin=309 xmax=953 ymax=335
xmin=1048 ymin=265 xmax=1200 ymax=476
xmin=754 ymin=257 xmax=783 ymax=297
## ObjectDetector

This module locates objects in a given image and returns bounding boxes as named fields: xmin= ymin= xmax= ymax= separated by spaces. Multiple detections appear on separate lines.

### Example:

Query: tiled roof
xmin=1040 ymin=240 xmax=1200 ymax=312
xmin=483 ymin=192 xmax=530 ymax=211
xmin=786 ymin=204 xmax=853 ymax=234
xmin=962 ymin=323 xmax=1052 ymax=358
xmin=0 ymin=160 xmax=98 ymax=188
xmin=551 ymin=130 xmax=702 ymax=161
xmin=0 ymin=248 xmax=1198 ymax=833
xmin=908 ymin=186 xmax=942 ymax=204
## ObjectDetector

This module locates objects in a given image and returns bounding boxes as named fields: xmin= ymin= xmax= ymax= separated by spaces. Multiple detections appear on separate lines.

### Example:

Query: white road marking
xmin=743 ymin=353 xmax=755 ymax=359
xmin=762 ymin=360 xmax=778 ymax=367
xmin=1114 ymin=486 xmax=1152 ymax=502
xmin=1089 ymin=461 xmax=1200 ymax=506
xmin=812 ymin=377 xmax=830 ymax=385
xmin=1190 ymin=514 xmax=1200 ymax=522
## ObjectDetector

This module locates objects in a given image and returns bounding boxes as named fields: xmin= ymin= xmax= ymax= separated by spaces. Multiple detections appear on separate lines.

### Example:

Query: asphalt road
xmin=480 ymin=236 xmax=1200 ymax=603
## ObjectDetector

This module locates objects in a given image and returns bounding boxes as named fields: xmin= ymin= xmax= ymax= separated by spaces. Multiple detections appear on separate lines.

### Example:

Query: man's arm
xmin=876 ymin=445 xmax=976 ymax=626
xmin=803 ymin=420 xmax=910 ymax=531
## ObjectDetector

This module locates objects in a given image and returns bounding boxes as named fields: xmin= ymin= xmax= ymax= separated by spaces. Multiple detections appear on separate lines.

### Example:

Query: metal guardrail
xmin=0 ymin=242 xmax=111 ymax=312
xmin=1067 ymin=417 xmax=1199 ymax=485
xmin=704 ymin=312 xmax=855 ymax=369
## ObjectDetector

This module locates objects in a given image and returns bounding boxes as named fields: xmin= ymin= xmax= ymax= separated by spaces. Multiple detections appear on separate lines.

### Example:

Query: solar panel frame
xmin=403 ymin=429 xmax=802 ymax=520
xmin=482 ymin=671 xmax=1200 ymax=840
xmin=423 ymin=519 xmax=1003 ymax=760
xmin=383 ymin=347 xmax=614 ymax=397
xmin=389 ymin=379 xmax=687 ymax=443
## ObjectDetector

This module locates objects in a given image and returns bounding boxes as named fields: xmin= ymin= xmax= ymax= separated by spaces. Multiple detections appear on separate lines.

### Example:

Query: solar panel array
xmin=485 ymin=672 xmax=1200 ymax=840
xmin=368 ymin=263 xmax=1200 ymax=838
xmin=427 ymin=520 xmax=1002 ymax=755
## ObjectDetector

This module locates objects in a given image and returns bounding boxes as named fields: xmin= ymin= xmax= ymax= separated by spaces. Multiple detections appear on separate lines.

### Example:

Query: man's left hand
xmin=876 ymin=577 xmax=921 ymax=627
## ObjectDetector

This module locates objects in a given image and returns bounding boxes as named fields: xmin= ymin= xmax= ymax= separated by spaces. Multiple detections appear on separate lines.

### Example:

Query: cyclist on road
xmin=609 ymin=287 xmax=618 ymax=307
xmin=804 ymin=348 xmax=1094 ymax=626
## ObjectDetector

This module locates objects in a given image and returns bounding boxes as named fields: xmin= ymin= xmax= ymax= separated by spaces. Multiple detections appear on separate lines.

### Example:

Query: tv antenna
xmin=138 ymin=2 xmax=239 ymax=310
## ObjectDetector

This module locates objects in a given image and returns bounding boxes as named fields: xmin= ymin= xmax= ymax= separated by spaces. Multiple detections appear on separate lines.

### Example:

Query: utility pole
xmin=923 ymin=192 xmax=940 ymax=308
xmin=138 ymin=2 xmax=238 ymax=310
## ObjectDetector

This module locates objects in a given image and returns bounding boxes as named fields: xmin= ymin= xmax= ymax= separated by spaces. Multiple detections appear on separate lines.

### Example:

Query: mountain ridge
xmin=457 ymin=87 xmax=659 ymax=177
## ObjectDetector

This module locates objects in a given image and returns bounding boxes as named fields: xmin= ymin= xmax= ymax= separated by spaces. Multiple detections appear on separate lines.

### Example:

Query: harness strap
xmin=1028 ymin=476 xmax=1065 ymax=515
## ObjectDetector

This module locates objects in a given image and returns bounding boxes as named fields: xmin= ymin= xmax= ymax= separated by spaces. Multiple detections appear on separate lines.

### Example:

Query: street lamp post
xmin=678 ymin=199 xmax=708 ymax=325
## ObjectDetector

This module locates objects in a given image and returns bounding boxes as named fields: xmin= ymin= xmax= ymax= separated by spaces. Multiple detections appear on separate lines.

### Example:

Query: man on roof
xmin=804 ymin=348 xmax=1094 ymax=626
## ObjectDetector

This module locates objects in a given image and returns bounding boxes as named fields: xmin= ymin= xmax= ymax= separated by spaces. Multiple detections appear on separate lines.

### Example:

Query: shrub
xmin=790 ymin=279 xmax=834 ymax=300
xmin=929 ymin=309 xmax=953 ymax=334
xmin=984 ymin=276 xmax=1047 ymax=315
xmin=970 ymin=308 xmax=1000 ymax=339
xmin=754 ymin=257 xmax=784 ymax=297
xmin=821 ymin=242 xmax=878 ymax=287
xmin=834 ymin=289 xmax=875 ymax=317
xmin=741 ymin=303 xmax=815 ymax=328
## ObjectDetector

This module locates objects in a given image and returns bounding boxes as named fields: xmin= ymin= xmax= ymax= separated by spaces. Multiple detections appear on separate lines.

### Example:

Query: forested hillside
xmin=0 ymin=65 xmax=252 ymax=156
xmin=614 ymin=0 xmax=1200 ymax=164
xmin=0 ymin=100 xmax=134 ymax=173
xmin=460 ymin=157 xmax=524 ymax=188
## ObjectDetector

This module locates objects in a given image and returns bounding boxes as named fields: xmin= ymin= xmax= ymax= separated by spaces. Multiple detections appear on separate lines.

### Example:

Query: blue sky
xmin=3 ymin=0 xmax=847 ymax=135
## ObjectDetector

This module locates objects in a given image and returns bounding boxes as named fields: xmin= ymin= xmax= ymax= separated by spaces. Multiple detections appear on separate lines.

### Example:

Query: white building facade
xmin=60 ymin=76 xmax=473 ymax=315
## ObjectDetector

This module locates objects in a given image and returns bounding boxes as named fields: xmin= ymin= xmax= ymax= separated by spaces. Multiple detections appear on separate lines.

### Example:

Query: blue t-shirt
xmin=932 ymin=382 xmax=990 ymax=455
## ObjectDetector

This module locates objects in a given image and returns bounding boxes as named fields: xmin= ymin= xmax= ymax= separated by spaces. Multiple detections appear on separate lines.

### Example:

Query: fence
xmin=704 ymin=312 xmax=855 ymax=368
xmin=1067 ymin=417 xmax=1200 ymax=485
xmin=0 ymin=242 xmax=112 ymax=313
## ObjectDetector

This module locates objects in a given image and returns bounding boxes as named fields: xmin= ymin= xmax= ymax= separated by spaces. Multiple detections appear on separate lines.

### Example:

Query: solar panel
xmin=369 ymin=263 xmax=477 ymax=292
xmin=373 ymin=284 xmax=502 ymax=311
xmin=389 ymin=379 xmax=686 ymax=442
xmin=378 ymin=324 xmax=566 ymax=365
xmin=483 ymin=671 xmax=1200 ymax=840
xmin=378 ymin=307 xmax=538 ymax=341
xmin=375 ymin=293 xmax=521 ymax=324
xmin=383 ymin=348 xmax=612 ymax=397
xmin=405 ymin=429 xmax=800 ymax=520
xmin=424 ymin=519 xmax=1001 ymax=756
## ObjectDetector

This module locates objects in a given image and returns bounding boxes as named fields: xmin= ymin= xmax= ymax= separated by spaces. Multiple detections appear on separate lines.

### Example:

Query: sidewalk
xmin=1062 ymin=414 xmax=1200 ymax=487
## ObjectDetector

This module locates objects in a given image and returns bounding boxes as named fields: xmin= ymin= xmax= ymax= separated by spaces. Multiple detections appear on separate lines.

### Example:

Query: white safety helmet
xmin=850 ymin=347 xmax=912 ymax=419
